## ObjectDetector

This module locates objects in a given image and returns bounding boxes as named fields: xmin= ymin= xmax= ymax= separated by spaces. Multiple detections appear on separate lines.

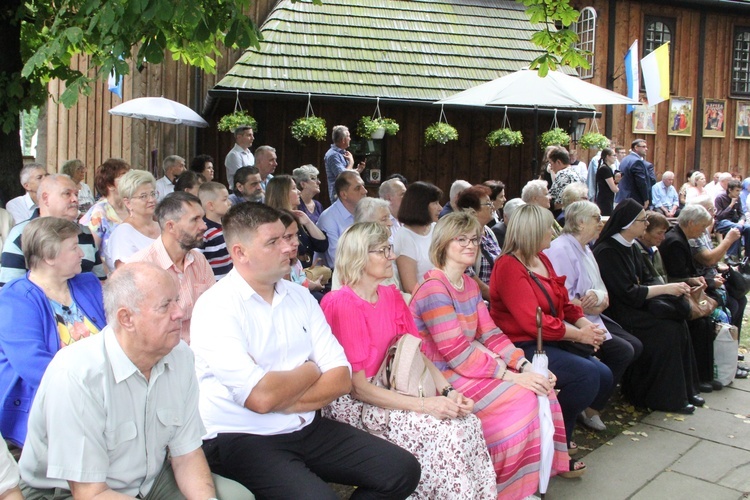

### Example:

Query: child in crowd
xmin=197 ymin=182 xmax=233 ymax=280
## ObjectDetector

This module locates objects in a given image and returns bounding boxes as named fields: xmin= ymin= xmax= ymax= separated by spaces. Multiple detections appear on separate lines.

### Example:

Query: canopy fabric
xmin=436 ymin=69 xmax=639 ymax=109
xmin=109 ymin=97 xmax=208 ymax=128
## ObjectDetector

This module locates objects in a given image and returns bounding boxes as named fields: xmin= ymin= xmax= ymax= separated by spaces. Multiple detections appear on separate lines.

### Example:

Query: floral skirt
xmin=323 ymin=394 xmax=498 ymax=499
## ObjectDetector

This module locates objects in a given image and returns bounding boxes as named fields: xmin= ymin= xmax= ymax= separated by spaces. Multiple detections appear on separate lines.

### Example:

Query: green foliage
xmin=424 ymin=122 xmax=458 ymax=145
xmin=515 ymin=0 xmax=591 ymax=76
xmin=291 ymin=116 xmax=327 ymax=142
xmin=21 ymin=107 xmax=40 ymax=155
xmin=486 ymin=128 xmax=524 ymax=147
xmin=4 ymin=0 xmax=263 ymax=133
xmin=356 ymin=116 xmax=400 ymax=137
xmin=579 ymin=132 xmax=610 ymax=150
xmin=217 ymin=111 xmax=258 ymax=133
xmin=540 ymin=128 xmax=570 ymax=148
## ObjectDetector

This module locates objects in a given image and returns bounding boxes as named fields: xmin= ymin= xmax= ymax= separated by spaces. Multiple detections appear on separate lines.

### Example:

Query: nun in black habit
xmin=592 ymin=199 xmax=702 ymax=414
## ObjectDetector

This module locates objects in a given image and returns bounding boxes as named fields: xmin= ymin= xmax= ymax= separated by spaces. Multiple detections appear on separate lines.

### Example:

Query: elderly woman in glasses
xmin=544 ymin=201 xmax=640 ymax=432
xmin=593 ymin=199 xmax=701 ymax=414
xmin=105 ymin=170 xmax=160 ymax=270
xmin=489 ymin=204 xmax=611 ymax=472
xmin=293 ymin=164 xmax=324 ymax=224
xmin=322 ymin=222 xmax=496 ymax=499
xmin=410 ymin=212 xmax=572 ymax=498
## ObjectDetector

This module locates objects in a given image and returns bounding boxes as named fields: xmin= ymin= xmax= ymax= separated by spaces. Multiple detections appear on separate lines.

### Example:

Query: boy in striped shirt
xmin=198 ymin=182 xmax=234 ymax=280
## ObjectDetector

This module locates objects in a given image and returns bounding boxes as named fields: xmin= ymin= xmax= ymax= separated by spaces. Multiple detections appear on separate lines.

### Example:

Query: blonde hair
xmin=429 ymin=211 xmax=481 ymax=269
xmin=502 ymin=204 xmax=554 ymax=262
xmin=118 ymin=169 xmax=156 ymax=199
xmin=335 ymin=222 xmax=390 ymax=286
xmin=198 ymin=181 xmax=228 ymax=204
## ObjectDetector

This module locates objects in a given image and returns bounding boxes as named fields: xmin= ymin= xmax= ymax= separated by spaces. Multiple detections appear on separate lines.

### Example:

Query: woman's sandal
xmin=558 ymin=458 xmax=587 ymax=479
xmin=568 ymin=441 xmax=579 ymax=456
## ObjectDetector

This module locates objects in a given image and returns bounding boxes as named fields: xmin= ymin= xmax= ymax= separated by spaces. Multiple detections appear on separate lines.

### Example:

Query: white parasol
xmin=531 ymin=307 xmax=554 ymax=498
xmin=108 ymin=97 xmax=209 ymax=127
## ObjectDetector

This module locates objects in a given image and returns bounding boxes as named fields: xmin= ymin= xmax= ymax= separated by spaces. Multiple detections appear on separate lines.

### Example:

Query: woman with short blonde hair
xmin=322 ymin=221 xmax=497 ymax=498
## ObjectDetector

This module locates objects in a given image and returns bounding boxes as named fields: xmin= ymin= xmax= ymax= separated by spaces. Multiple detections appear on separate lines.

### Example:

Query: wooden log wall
xmin=574 ymin=0 xmax=750 ymax=186
xmin=38 ymin=0 xmax=276 ymax=194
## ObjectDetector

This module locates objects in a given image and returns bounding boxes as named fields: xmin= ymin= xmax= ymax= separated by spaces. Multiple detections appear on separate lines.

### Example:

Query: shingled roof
xmin=213 ymin=0 xmax=561 ymax=103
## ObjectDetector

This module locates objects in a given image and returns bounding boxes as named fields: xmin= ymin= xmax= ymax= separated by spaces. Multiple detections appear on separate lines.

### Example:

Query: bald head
xmin=38 ymin=174 xmax=79 ymax=221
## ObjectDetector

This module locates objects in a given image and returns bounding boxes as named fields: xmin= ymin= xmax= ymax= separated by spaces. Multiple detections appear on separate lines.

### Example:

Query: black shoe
xmin=736 ymin=368 xmax=749 ymax=379
xmin=739 ymin=354 xmax=745 ymax=362
xmin=711 ymin=380 xmax=724 ymax=391
xmin=689 ymin=395 xmax=706 ymax=407
xmin=675 ymin=404 xmax=696 ymax=415
xmin=697 ymin=382 xmax=713 ymax=393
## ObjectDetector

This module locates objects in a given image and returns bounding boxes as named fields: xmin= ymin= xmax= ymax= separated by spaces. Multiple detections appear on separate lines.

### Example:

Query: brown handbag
xmin=687 ymin=285 xmax=717 ymax=320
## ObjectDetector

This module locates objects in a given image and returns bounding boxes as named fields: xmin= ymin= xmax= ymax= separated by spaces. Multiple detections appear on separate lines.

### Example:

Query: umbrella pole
xmin=536 ymin=307 xmax=543 ymax=353
xmin=531 ymin=106 xmax=539 ymax=179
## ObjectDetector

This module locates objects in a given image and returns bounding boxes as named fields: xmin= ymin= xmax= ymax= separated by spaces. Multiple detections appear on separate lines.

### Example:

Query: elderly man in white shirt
xmin=5 ymin=163 xmax=46 ymax=223
xmin=190 ymin=202 xmax=420 ymax=499
xmin=155 ymin=155 xmax=186 ymax=202
xmin=19 ymin=262 xmax=252 ymax=499
xmin=379 ymin=177 xmax=407 ymax=232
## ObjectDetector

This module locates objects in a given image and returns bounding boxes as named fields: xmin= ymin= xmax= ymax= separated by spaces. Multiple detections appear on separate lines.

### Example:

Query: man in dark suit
xmin=615 ymin=139 xmax=651 ymax=208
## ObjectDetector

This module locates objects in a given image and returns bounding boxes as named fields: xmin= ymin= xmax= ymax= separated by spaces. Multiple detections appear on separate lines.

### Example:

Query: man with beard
xmin=229 ymin=166 xmax=264 ymax=205
xmin=128 ymin=192 xmax=214 ymax=344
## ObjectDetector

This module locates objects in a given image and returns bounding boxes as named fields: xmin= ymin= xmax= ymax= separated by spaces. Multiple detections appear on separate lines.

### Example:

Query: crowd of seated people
xmin=2 ymin=138 xmax=749 ymax=500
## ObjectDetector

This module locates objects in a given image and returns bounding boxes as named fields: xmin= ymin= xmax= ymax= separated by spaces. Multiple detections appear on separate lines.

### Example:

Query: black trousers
xmin=202 ymin=413 xmax=421 ymax=500
xmin=598 ymin=317 xmax=643 ymax=387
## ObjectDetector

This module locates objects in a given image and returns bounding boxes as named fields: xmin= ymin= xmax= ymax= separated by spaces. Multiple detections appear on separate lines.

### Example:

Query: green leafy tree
xmin=0 ymin=0 xmax=266 ymax=201
xmin=516 ymin=0 xmax=589 ymax=77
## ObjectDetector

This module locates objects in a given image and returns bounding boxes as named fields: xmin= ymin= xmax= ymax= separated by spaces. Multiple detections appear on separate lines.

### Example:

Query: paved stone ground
xmin=546 ymin=376 xmax=750 ymax=499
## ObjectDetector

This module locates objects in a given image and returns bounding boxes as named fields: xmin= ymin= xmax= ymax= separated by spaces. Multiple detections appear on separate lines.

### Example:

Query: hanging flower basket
xmin=217 ymin=110 xmax=258 ymax=133
xmin=540 ymin=128 xmax=571 ymax=149
xmin=357 ymin=116 xmax=400 ymax=139
xmin=486 ymin=128 xmax=524 ymax=147
xmin=425 ymin=122 xmax=458 ymax=145
xmin=290 ymin=116 xmax=327 ymax=142
xmin=579 ymin=132 xmax=610 ymax=150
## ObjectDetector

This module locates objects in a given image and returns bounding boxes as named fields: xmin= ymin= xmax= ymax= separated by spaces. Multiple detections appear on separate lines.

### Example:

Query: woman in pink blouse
xmin=321 ymin=222 xmax=496 ymax=499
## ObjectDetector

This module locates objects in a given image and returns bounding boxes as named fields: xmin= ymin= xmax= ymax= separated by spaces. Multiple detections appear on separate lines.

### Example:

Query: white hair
xmin=449 ymin=180 xmax=471 ymax=202
xmin=521 ymin=180 xmax=548 ymax=203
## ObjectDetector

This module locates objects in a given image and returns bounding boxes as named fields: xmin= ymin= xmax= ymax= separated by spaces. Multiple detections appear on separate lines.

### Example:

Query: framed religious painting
xmin=632 ymin=101 xmax=657 ymax=134
xmin=702 ymin=99 xmax=726 ymax=138
xmin=736 ymin=101 xmax=750 ymax=139
xmin=667 ymin=97 xmax=693 ymax=137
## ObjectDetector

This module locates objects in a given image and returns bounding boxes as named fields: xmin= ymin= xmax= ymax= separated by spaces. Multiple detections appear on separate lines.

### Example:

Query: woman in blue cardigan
xmin=0 ymin=217 xmax=106 ymax=447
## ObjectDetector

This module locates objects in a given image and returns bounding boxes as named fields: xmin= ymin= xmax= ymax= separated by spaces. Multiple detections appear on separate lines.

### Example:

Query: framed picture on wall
xmin=736 ymin=101 xmax=750 ymax=139
xmin=702 ymin=99 xmax=726 ymax=138
xmin=667 ymin=97 xmax=693 ymax=137
xmin=632 ymin=102 xmax=657 ymax=134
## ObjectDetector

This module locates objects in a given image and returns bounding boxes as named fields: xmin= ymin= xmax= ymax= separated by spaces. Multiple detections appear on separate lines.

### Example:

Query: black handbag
xmin=520 ymin=257 xmax=595 ymax=358
xmin=645 ymin=294 xmax=692 ymax=321
xmin=723 ymin=265 xmax=750 ymax=300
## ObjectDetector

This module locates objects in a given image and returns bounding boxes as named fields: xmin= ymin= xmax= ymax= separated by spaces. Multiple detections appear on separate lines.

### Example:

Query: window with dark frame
xmin=732 ymin=27 xmax=750 ymax=96
xmin=641 ymin=16 xmax=675 ymax=91
xmin=575 ymin=7 xmax=596 ymax=79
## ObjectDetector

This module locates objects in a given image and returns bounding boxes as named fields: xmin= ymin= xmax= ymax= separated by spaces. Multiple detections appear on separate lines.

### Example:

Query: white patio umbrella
xmin=436 ymin=69 xmax=639 ymax=108
xmin=531 ymin=306 xmax=554 ymax=499
xmin=109 ymin=96 xmax=209 ymax=127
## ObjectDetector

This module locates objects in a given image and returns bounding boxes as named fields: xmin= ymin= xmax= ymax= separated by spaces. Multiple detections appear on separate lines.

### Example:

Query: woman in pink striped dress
xmin=409 ymin=212 xmax=573 ymax=500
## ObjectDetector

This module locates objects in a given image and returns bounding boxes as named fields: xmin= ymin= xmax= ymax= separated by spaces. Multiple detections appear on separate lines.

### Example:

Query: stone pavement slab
xmin=670 ymin=440 xmax=750 ymax=490
xmin=630 ymin=471 xmax=742 ymax=500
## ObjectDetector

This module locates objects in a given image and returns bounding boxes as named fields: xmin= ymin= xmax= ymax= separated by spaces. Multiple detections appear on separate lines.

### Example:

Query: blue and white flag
xmin=107 ymin=69 xmax=123 ymax=98
xmin=625 ymin=40 xmax=639 ymax=114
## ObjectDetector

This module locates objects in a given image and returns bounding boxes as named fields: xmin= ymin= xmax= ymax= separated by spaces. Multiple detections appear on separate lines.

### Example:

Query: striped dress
xmin=410 ymin=269 xmax=569 ymax=500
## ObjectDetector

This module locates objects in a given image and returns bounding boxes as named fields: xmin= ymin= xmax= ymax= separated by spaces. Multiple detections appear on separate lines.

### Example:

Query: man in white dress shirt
xmin=190 ymin=203 xmax=420 ymax=499
xmin=224 ymin=126 xmax=255 ymax=189
xmin=5 ymin=163 xmax=47 ymax=224
xmin=155 ymin=155 xmax=186 ymax=202
xmin=379 ymin=177 xmax=406 ymax=232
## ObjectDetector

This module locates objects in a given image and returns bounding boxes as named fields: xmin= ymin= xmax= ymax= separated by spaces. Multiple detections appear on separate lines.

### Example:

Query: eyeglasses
xmin=591 ymin=215 xmax=602 ymax=222
xmin=134 ymin=191 xmax=157 ymax=201
xmin=634 ymin=218 xmax=650 ymax=224
xmin=454 ymin=236 xmax=480 ymax=247
xmin=481 ymin=202 xmax=495 ymax=209
xmin=368 ymin=245 xmax=393 ymax=259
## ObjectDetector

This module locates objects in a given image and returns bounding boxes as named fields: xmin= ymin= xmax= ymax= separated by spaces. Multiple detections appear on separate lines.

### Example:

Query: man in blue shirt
xmin=324 ymin=126 xmax=365 ymax=203
xmin=315 ymin=171 xmax=367 ymax=268
xmin=651 ymin=171 xmax=680 ymax=217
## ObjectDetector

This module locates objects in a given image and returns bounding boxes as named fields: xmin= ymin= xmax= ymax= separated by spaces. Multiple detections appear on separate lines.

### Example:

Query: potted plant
xmin=579 ymin=132 xmax=610 ymax=150
xmin=486 ymin=128 xmax=524 ymax=147
xmin=217 ymin=110 xmax=258 ymax=133
xmin=290 ymin=116 xmax=327 ymax=142
xmin=357 ymin=116 xmax=400 ymax=139
xmin=540 ymin=127 xmax=571 ymax=148
xmin=425 ymin=122 xmax=458 ymax=145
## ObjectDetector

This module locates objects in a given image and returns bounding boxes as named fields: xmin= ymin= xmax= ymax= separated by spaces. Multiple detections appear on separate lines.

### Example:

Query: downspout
xmin=193 ymin=68 xmax=203 ymax=158
xmin=605 ymin=0 xmax=617 ymax=138
xmin=694 ymin=10 xmax=706 ymax=171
